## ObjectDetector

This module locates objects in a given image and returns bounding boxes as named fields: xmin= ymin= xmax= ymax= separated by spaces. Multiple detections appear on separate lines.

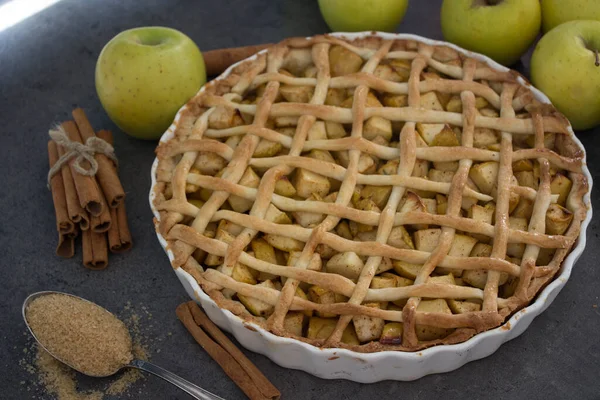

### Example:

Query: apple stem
xmin=485 ymin=0 xmax=501 ymax=5
xmin=595 ymin=49 xmax=599 ymax=67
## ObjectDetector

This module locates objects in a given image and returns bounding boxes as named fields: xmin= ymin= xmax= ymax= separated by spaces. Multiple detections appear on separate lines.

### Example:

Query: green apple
xmin=96 ymin=27 xmax=206 ymax=140
xmin=440 ymin=0 xmax=541 ymax=66
xmin=541 ymin=0 xmax=600 ymax=33
xmin=531 ymin=20 xmax=600 ymax=130
xmin=318 ymin=0 xmax=409 ymax=32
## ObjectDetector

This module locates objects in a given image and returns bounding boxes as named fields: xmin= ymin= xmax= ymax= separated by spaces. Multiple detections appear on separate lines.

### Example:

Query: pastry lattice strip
xmin=401 ymin=57 xmax=478 ymax=346
xmin=155 ymin=35 xmax=588 ymax=351
xmin=161 ymin=165 xmax=570 ymax=249
xmin=200 ymin=128 xmax=582 ymax=173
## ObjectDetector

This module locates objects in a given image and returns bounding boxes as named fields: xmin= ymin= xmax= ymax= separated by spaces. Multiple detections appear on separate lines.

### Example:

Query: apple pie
xmin=153 ymin=34 xmax=589 ymax=352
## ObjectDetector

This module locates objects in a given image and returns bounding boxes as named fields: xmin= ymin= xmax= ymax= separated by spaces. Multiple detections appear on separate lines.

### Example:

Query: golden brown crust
xmin=152 ymin=34 xmax=589 ymax=353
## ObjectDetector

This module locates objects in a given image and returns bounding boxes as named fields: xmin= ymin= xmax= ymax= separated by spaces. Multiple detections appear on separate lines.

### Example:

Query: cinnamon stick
xmin=62 ymin=121 xmax=103 ymax=216
xmin=96 ymin=129 xmax=113 ymax=144
xmin=107 ymin=203 xmax=132 ymax=253
xmin=72 ymin=109 xmax=125 ymax=208
xmin=176 ymin=301 xmax=280 ymax=400
xmin=47 ymin=141 xmax=75 ymax=235
xmin=56 ymin=231 xmax=77 ymax=258
xmin=91 ymin=192 xmax=111 ymax=233
xmin=56 ymin=143 xmax=89 ymax=230
xmin=82 ymin=228 xmax=108 ymax=269
xmin=91 ymin=203 xmax=111 ymax=233
xmin=96 ymin=128 xmax=131 ymax=249
xmin=203 ymin=44 xmax=273 ymax=76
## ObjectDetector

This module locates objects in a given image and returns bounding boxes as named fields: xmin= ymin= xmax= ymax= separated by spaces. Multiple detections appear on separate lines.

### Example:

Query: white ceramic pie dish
xmin=149 ymin=32 xmax=593 ymax=382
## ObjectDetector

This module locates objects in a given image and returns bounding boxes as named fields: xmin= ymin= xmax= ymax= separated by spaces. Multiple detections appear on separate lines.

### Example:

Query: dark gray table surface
xmin=1 ymin=0 xmax=599 ymax=399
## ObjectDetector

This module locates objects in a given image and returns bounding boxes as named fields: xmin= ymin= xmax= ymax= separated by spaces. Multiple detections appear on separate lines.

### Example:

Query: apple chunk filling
xmin=329 ymin=45 xmax=363 ymax=77
xmin=307 ymin=317 xmax=359 ymax=345
xmin=293 ymin=168 xmax=330 ymax=198
xmin=238 ymin=280 xmax=275 ymax=317
xmin=416 ymin=299 xmax=454 ymax=341
xmin=353 ymin=303 xmax=385 ymax=342
xmin=228 ymin=166 xmax=260 ymax=212
xmin=326 ymin=252 xmax=364 ymax=280
xmin=417 ymin=123 xmax=459 ymax=146
xmin=469 ymin=161 xmax=499 ymax=195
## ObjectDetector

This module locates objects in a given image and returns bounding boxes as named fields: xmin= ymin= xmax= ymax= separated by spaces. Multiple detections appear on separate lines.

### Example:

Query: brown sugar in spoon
xmin=23 ymin=291 xmax=224 ymax=400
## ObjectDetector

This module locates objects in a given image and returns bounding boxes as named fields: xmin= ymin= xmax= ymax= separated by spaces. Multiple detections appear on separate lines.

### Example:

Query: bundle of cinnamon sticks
xmin=47 ymin=108 xmax=132 ymax=269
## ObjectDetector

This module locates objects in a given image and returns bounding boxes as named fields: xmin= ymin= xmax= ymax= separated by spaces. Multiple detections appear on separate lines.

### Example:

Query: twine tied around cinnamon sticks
xmin=47 ymin=125 xmax=118 ymax=189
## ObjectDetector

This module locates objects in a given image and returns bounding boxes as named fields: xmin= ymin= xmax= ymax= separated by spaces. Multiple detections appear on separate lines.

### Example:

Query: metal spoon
xmin=23 ymin=291 xmax=224 ymax=400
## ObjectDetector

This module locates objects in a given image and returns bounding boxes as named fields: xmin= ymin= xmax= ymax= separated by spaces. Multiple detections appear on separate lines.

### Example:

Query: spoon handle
xmin=129 ymin=359 xmax=225 ymax=400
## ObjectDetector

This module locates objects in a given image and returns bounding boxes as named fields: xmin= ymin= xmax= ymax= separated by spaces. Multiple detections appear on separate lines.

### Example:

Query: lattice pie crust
xmin=153 ymin=35 xmax=588 ymax=352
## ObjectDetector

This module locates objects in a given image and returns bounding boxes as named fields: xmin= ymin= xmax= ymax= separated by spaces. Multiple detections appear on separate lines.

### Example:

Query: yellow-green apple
xmin=531 ymin=20 xmax=600 ymax=130
xmin=541 ymin=0 xmax=600 ymax=33
xmin=318 ymin=0 xmax=409 ymax=32
xmin=96 ymin=27 xmax=206 ymax=140
xmin=440 ymin=0 xmax=541 ymax=66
